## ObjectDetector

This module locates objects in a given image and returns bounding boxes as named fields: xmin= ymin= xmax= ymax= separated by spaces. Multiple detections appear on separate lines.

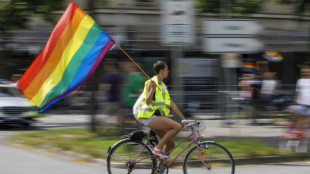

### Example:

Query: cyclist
xmin=137 ymin=61 xmax=186 ymax=158
xmin=284 ymin=67 xmax=310 ymax=139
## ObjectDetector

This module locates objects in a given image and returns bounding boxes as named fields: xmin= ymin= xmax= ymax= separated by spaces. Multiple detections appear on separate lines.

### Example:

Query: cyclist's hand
xmin=182 ymin=120 xmax=190 ymax=128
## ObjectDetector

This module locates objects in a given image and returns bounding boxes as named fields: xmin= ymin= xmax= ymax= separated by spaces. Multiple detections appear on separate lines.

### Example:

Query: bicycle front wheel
xmin=107 ymin=138 xmax=156 ymax=174
xmin=183 ymin=142 xmax=235 ymax=174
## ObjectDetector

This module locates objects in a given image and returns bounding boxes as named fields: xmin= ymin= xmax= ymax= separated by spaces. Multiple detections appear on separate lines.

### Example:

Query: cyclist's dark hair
xmin=153 ymin=61 xmax=167 ymax=75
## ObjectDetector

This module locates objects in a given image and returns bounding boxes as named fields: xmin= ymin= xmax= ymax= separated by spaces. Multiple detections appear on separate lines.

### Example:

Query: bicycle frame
xmin=130 ymin=126 xmax=210 ymax=169
xmin=164 ymin=127 xmax=209 ymax=167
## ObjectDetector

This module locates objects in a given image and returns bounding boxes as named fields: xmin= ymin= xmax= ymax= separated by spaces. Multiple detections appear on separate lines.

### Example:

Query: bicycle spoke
xmin=107 ymin=139 xmax=156 ymax=174
xmin=183 ymin=142 xmax=235 ymax=174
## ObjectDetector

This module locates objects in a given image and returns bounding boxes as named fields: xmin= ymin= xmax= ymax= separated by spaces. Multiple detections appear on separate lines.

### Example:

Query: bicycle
xmin=107 ymin=120 xmax=235 ymax=174
xmin=279 ymin=117 xmax=309 ymax=153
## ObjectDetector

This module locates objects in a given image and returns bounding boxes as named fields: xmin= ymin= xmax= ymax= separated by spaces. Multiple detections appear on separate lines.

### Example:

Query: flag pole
xmin=116 ymin=43 xmax=151 ymax=79
xmin=115 ymin=43 xmax=161 ymax=91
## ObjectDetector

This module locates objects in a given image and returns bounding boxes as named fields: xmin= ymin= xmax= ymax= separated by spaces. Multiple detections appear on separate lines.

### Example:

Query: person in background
xmin=238 ymin=73 xmax=255 ymax=119
xmin=238 ymin=73 xmax=254 ymax=105
xmin=251 ymin=73 xmax=263 ymax=123
xmin=99 ymin=62 xmax=123 ymax=104
xmin=261 ymin=72 xmax=279 ymax=101
xmin=260 ymin=72 xmax=280 ymax=114
xmin=98 ymin=62 xmax=123 ymax=128
xmin=122 ymin=62 xmax=146 ymax=109
xmin=284 ymin=67 xmax=310 ymax=139
xmin=138 ymin=61 xmax=186 ymax=159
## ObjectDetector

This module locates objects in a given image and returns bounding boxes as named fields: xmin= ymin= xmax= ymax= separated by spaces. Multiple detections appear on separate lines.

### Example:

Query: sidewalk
xmin=196 ymin=119 xmax=287 ymax=141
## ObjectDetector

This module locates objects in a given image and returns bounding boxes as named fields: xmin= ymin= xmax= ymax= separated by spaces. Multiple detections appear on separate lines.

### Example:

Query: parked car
xmin=0 ymin=83 xmax=43 ymax=127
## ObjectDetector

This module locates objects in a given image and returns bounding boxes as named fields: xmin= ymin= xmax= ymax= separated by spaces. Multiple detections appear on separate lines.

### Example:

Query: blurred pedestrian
xmin=238 ymin=73 xmax=254 ymax=119
xmin=121 ymin=62 xmax=146 ymax=132
xmin=99 ymin=62 xmax=122 ymax=105
xmin=260 ymin=72 xmax=281 ymax=114
xmin=122 ymin=62 xmax=146 ymax=109
xmin=98 ymin=61 xmax=123 ymax=133
xmin=251 ymin=73 xmax=263 ymax=123
xmin=284 ymin=67 xmax=310 ymax=139
xmin=238 ymin=73 xmax=254 ymax=105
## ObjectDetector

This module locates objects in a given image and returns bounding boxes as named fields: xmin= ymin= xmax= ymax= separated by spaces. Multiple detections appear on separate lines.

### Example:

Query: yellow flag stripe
xmin=23 ymin=7 xmax=86 ymax=99
xmin=31 ymin=15 xmax=95 ymax=106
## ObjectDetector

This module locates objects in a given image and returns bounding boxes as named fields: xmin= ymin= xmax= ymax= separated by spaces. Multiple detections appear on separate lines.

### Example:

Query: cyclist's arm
xmin=171 ymin=100 xmax=186 ymax=121
xmin=145 ymin=80 xmax=156 ymax=105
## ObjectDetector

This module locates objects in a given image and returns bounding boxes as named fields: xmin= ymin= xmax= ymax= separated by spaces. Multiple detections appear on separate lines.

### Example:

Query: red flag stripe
xmin=18 ymin=3 xmax=78 ymax=92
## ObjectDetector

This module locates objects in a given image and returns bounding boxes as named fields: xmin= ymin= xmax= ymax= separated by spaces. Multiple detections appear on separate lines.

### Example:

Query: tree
xmin=196 ymin=0 xmax=309 ymax=15
xmin=0 ymin=0 xmax=64 ymax=34
xmin=196 ymin=0 xmax=265 ymax=14
xmin=272 ymin=0 xmax=310 ymax=14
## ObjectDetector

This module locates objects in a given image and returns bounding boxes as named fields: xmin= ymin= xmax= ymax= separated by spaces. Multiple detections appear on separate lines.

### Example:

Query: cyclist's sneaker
xmin=152 ymin=147 xmax=169 ymax=159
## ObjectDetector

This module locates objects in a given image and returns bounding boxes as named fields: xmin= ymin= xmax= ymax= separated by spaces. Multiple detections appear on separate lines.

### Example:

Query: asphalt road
xmin=0 ymin=114 xmax=309 ymax=174
xmin=1 ymin=141 xmax=309 ymax=174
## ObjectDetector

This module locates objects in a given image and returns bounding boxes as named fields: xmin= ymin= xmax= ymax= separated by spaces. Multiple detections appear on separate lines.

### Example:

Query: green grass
xmin=10 ymin=128 xmax=294 ymax=160
xmin=218 ymin=139 xmax=290 ymax=157
xmin=11 ymin=128 xmax=118 ymax=159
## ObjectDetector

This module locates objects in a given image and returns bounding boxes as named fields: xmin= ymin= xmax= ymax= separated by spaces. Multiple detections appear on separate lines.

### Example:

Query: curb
xmin=234 ymin=155 xmax=310 ymax=165
xmin=7 ymin=140 xmax=108 ymax=166
xmin=168 ymin=154 xmax=310 ymax=168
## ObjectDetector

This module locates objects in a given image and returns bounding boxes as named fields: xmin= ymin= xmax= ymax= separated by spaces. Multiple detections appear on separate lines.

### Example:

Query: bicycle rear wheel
xmin=107 ymin=138 xmax=156 ymax=174
xmin=183 ymin=142 xmax=235 ymax=174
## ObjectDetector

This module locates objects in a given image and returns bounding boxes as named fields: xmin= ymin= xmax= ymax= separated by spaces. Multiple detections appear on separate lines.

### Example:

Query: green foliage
xmin=196 ymin=0 xmax=309 ymax=15
xmin=0 ymin=0 xmax=64 ymax=34
xmin=233 ymin=0 xmax=265 ymax=14
xmin=271 ymin=0 xmax=310 ymax=14
xmin=196 ymin=0 xmax=221 ymax=13
xmin=196 ymin=0 xmax=265 ymax=14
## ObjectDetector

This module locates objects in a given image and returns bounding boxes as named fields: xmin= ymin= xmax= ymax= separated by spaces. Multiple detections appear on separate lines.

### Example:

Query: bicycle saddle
xmin=149 ymin=130 xmax=159 ymax=146
xmin=130 ymin=130 xmax=147 ymax=141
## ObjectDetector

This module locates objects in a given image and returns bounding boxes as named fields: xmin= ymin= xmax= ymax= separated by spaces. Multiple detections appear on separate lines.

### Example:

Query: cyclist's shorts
xmin=140 ymin=115 xmax=157 ymax=126
xmin=288 ymin=105 xmax=310 ymax=117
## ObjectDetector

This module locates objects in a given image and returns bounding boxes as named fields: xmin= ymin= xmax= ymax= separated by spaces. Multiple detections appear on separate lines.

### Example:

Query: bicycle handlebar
xmin=182 ymin=120 xmax=200 ymax=128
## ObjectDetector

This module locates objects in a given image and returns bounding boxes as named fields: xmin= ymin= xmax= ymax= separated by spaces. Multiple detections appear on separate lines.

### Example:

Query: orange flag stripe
xmin=23 ymin=7 xmax=86 ymax=100
xmin=18 ymin=3 xmax=78 ymax=92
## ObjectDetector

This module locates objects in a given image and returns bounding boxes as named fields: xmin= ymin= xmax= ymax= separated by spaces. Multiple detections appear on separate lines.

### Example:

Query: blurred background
xmin=0 ymin=0 xmax=309 ymax=135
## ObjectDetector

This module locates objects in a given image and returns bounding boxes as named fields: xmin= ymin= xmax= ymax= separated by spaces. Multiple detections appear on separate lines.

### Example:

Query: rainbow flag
xmin=17 ymin=1 xmax=115 ymax=112
xmin=241 ymin=62 xmax=259 ymax=73
xmin=263 ymin=50 xmax=283 ymax=62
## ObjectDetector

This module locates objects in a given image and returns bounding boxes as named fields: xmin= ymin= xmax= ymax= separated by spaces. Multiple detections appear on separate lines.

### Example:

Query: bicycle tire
xmin=107 ymin=138 xmax=156 ymax=174
xmin=183 ymin=141 xmax=235 ymax=174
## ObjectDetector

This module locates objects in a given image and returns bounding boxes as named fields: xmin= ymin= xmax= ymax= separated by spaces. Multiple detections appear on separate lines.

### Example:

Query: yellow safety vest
xmin=138 ymin=76 xmax=171 ymax=119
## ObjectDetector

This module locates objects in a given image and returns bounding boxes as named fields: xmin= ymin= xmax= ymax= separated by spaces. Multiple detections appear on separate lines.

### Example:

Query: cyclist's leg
xmin=153 ymin=129 xmax=175 ymax=153
xmin=147 ymin=116 xmax=182 ymax=152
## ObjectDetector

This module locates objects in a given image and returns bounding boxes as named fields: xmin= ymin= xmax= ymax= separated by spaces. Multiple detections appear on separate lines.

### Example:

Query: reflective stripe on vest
xmin=140 ymin=108 xmax=153 ymax=112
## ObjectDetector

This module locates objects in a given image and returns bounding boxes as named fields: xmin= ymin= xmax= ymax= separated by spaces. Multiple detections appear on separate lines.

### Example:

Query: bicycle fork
xmin=197 ymin=142 xmax=213 ymax=170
